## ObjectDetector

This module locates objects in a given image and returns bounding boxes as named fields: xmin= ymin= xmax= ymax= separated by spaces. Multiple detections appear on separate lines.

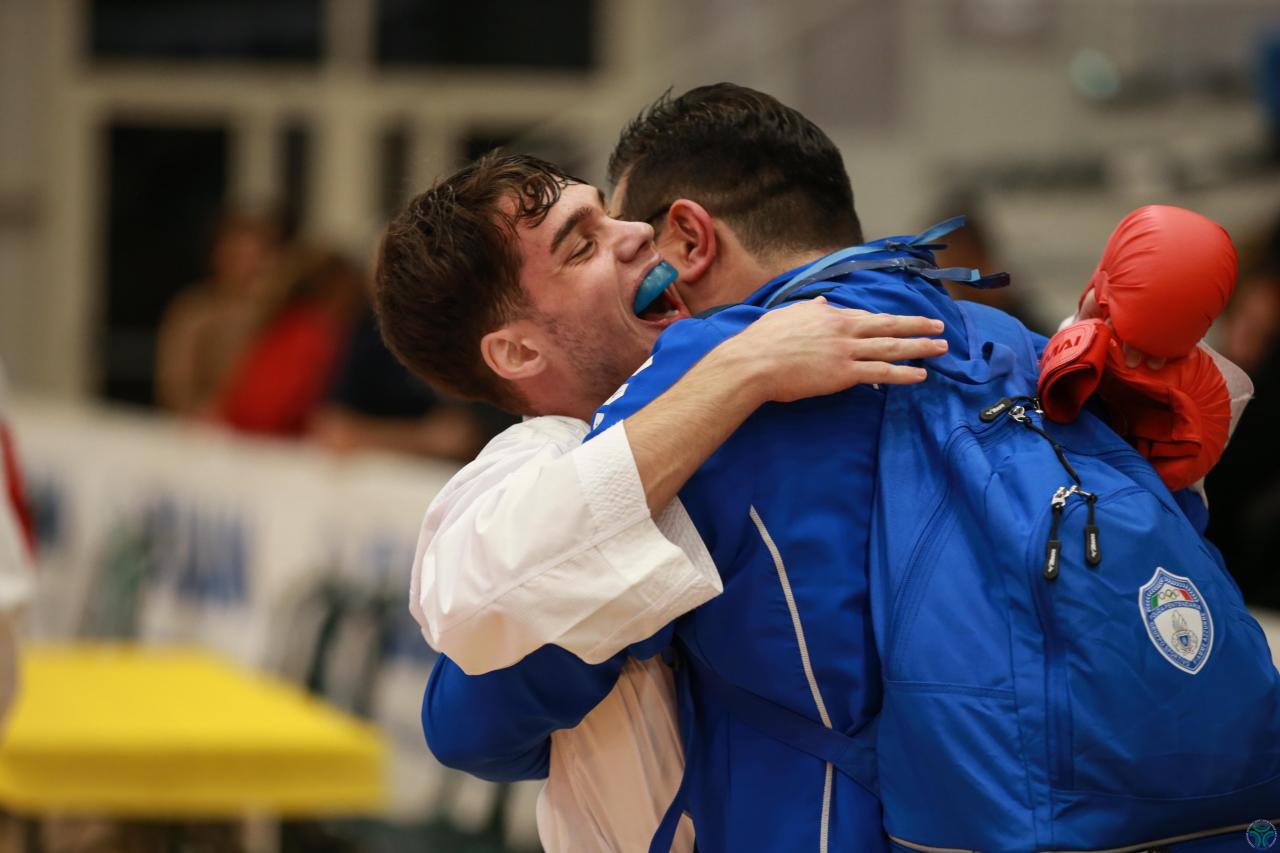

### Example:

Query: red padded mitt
xmin=1040 ymin=205 xmax=1238 ymax=491
xmin=1098 ymin=348 xmax=1231 ymax=491
xmin=1084 ymin=205 xmax=1236 ymax=359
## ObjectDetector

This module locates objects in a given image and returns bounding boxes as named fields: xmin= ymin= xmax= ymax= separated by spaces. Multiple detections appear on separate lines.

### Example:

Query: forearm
xmin=627 ymin=337 xmax=767 ymax=516
xmin=625 ymin=300 xmax=944 ymax=516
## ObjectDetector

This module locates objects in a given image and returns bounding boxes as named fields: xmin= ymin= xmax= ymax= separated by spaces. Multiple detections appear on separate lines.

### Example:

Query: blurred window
xmin=279 ymin=121 xmax=312 ymax=238
xmin=103 ymin=123 xmax=229 ymax=406
xmin=461 ymin=128 xmax=526 ymax=165
xmin=89 ymin=0 xmax=322 ymax=63
xmin=375 ymin=0 xmax=596 ymax=70
xmin=379 ymin=123 xmax=411 ymax=221
xmin=460 ymin=127 xmax=583 ymax=177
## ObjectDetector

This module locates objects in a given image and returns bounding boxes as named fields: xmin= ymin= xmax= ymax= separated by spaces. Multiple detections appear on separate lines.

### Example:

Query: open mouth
xmin=637 ymin=288 xmax=683 ymax=323
xmin=633 ymin=260 xmax=684 ymax=323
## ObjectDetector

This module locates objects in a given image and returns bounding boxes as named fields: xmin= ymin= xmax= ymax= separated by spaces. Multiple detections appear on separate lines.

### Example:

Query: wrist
xmin=707 ymin=333 xmax=774 ymax=407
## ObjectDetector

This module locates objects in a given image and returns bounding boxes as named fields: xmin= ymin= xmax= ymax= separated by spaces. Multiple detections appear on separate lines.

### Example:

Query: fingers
xmin=768 ymin=302 xmax=945 ymax=342
xmin=845 ymin=362 xmax=929 ymax=386
xmin=849 ymin=335 xmax=948 ymax=362
xmin=837 ymin=311 xmax=943 ymax=339
xmin=757 ymin=300 xmax=869 ymax=328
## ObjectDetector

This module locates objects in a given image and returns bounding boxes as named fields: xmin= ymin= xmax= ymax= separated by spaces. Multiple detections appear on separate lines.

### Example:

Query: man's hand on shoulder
xmin=718 ymin=296 xmax=948 ymax=405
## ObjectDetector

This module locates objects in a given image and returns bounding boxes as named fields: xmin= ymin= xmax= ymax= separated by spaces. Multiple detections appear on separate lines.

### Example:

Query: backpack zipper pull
xmin=1044 ymin=486 xmax=1068 ymax=581
xmin=979 ymin=395 xmax=1040 ymax=423
xmin=1083 ymin=491 xmax=1101 ymax=567
xmin=980 ymin=398 xmax=1014 ymax=422
xmin=982 ymin=395 xmax=1100 ymax=578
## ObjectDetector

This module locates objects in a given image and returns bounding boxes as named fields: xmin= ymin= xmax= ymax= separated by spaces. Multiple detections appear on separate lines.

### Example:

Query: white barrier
xmin=10 ymin=398 xmax=544 ymax=844
xmin=13 ymin=398 xmax=453 ymax=662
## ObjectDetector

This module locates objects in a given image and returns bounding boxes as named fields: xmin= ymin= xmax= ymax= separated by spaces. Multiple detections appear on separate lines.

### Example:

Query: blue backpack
xmin=665 ymin=229 xmax=1280 ymax=853
xmin=867 ymin=296 xmax=1280 ymax=852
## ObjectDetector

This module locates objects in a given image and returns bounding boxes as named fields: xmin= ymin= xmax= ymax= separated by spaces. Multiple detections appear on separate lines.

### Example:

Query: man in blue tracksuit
xmin=586 ymin=261 xmax=974 ymax=851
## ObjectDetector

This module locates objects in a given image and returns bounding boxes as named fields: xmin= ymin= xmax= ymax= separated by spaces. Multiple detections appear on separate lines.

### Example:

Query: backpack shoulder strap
xmin=693 ymin=656 xmax=879 ymax=794
xmin=647 ymin=650 xmax=879 ymax=852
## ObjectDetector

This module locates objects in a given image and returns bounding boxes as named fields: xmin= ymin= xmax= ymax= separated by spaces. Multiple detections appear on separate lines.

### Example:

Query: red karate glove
xmin=1038 ymin=205 xmax=1237 ymax=491
xmin=1083 ymin=205 xmax=1236 ymax=358
xmin=1038 ymin=319 xmax=1112 ymax=424
xmin=1098 ymin=352 xmax=1230 ymax=492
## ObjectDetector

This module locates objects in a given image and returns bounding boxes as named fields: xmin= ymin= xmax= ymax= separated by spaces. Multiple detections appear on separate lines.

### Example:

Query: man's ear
xmin=480 ymin=322 xmax=547 ymax=383
xmin=661 ymin=199 xmax=717 ymax=283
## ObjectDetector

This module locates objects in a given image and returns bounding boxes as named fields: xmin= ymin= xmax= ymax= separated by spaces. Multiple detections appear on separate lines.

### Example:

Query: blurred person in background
xmin=154 ymin=210 xmax=282 ymax=416
xmin=309 ymin=283 xmax=513 ymax=462
xmin=0 ymin=361 xmax=34 ymax=729
xmin=1207 ymin=211 xmax=1280 ymax=608
xmin=213 ymin=247 xmax=363 ymax=437
xmin=1218 ymin=214 xmax=1280 ymax=375
xmin=930 ymin=191 xmax=1050 ymax=336
xmin=1262 ymin=31 xmax=1280 ymax=162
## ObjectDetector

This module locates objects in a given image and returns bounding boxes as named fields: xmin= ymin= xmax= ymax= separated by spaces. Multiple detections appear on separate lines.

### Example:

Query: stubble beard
xmin=538 ymin=312 xmax=648 ymax=413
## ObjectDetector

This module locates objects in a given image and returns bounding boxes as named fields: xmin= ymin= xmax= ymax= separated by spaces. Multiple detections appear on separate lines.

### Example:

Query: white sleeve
xmin=1200 ymin=341 xmax=1253 ymax=440
xmin=410 ymin=415 xmax=720 ymax=675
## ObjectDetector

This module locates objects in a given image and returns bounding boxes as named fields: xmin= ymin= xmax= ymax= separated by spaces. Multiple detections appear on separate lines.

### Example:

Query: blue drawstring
xmin=764 ymin=216 xmax=1009 ymax=308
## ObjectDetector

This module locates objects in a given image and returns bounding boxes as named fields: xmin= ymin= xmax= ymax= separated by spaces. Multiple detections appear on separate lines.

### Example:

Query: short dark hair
xmin=374 ymin=152 xmax=580 ymax=412
xmin=608 ymin=83 xmax=862 ymax=255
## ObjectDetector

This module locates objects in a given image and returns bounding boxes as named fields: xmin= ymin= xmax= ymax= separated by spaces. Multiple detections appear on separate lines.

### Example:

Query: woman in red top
xmin=214 ymin=249 xmax=363 ymax=437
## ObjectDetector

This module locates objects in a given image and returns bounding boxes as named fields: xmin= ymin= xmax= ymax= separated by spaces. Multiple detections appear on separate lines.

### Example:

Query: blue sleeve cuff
xmin=421 ymin=647 xmax=626 ymax=782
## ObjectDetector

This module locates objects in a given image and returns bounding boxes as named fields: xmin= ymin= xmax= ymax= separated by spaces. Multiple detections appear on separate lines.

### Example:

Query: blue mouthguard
xmin=633 ymin=261 xmax=679 ymax=313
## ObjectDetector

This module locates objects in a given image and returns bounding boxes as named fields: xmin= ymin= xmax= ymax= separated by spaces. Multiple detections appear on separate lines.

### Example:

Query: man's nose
xmin=616 ymin=218 xmax=656 ymax=260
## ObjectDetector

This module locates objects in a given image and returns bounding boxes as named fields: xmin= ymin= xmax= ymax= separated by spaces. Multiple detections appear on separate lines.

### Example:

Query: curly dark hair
xmin=374 ymin=152 xmax=581 ymax=412
xmin=608 ymin=83 xmax=862 ymax=256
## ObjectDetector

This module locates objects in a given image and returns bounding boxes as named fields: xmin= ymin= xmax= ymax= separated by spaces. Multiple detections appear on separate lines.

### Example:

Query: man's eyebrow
xmin=550 ymin=205 xmax=595 ymax=254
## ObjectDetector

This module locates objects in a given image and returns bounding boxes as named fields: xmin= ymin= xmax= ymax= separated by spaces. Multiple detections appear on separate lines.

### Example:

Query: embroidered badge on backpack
xmin=1139 ymin=567 xmax=1214 ymax=675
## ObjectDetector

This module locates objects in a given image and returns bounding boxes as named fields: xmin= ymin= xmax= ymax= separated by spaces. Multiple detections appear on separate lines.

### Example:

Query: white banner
xmin=13 ymin=398 xmax=453 ymax=664
xmin=10 ymin=399 xmax=543 ymax=842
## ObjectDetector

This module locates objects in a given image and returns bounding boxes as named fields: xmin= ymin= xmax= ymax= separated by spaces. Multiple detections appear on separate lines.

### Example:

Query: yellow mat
xmin=0 ymin=644 xmax=386 ymax=818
